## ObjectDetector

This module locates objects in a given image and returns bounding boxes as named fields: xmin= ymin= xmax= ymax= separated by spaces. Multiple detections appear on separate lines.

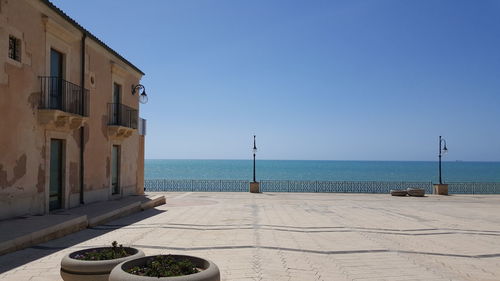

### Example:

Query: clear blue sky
xmin=52 ymin=0 xmax=500 ymax=161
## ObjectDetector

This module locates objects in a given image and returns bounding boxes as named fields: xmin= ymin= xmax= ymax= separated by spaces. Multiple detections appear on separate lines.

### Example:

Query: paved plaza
xmin=1 ymin=192 xmax=500 ymax=281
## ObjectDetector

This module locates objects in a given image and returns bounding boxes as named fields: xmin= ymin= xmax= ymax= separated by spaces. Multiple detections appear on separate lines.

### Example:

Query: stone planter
xmin=407 ymin=188 xmax=425 ymax=197
xmin=433 ymin=184 xmax=449 ymax=195
xmin=109 ymin=254 xmax=220 ymax=281
xmin=60 ymin=247 xmax=145 ymax=281
xmin=390 ymin=189 xmax=407 ymax=196
xmin=249 ymin=182 xmax=260 ymax=193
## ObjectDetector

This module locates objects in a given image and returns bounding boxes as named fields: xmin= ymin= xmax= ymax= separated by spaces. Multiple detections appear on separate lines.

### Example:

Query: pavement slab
xmin=1 ymin=192 xmax=500 ymax=280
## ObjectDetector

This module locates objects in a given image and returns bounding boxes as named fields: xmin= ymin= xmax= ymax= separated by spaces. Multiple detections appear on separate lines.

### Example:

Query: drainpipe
xmin=79 ymin=33 xmax=86 ymax=205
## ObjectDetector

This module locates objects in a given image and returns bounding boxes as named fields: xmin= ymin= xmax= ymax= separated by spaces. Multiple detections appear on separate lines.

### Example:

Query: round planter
xmin=109 ymin=254 xmax=220 ymax=281
xmin=60 ymin=247 xmax=145 ymax=281
xmin=407 ymin=188 xmax=425 ymax=197
xmin=390 ymin=189 xmax=407 ymax=196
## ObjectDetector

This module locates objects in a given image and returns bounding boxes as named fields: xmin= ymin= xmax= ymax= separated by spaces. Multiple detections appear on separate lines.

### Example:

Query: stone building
xmin=0 ymin=0 xmax=147 ymax=220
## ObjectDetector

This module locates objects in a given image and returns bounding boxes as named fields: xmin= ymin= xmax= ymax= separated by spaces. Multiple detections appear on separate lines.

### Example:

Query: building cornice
xmin=42 ymin=15 xmax=80 ymax=43
xmin=38 ymin=0 xmax=145 ymax=77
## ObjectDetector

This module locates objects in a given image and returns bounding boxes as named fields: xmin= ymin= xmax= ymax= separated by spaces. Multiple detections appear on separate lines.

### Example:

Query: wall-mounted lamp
xmin=131 ymin=84 xmax=148 ymax=104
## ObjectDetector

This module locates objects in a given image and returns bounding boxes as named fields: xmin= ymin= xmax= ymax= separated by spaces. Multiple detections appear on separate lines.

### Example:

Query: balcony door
xmin=49 ymin=139 xmax=63 ymax=210
xmin=111 ymin=145 xmax=120 ymax=195
xmin=112 ymin=83 xmax=121 ymax=125
xmin=50 ymin=49 xmax=63 ymax=109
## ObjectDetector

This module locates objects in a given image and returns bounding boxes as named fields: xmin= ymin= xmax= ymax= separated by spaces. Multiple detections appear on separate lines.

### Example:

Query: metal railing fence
xmin=145 ymin=179 xmax=249 ymax=192
xmin=108 ymin=103 xmax=138 ymax=129
xmin=39 ymin=76 xmax=89 ymax=116
xmin=261 ymin=180 xmax=433 ymax=193
xmin=447 ymin=182 xmax=500 ymax=194
xmin=144 ymin=179 xmax=500 ymax=194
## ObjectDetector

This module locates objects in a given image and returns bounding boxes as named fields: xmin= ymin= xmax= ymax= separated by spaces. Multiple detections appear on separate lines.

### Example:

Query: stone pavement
xmin=1 ymin=192 xmax=500 ymax=281
xmin=0 ymin=194 xmax=165 ymax=256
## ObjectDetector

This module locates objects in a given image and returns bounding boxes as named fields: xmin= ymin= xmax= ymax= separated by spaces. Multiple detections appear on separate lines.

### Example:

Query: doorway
xmin=111 ymin=145 xmax=120 ymax=195
xmin=49 ymin=139 xmax=64 ymax=210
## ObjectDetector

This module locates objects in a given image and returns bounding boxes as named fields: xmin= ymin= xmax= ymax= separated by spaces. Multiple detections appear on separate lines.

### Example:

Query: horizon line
xmin=145 ymin=158 xmax=500 ymax=163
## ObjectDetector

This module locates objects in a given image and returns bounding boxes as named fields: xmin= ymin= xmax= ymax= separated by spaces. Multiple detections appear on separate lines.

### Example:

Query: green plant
xmin=127 ymin=255 xmax=199 ymax=277
xmin=73 ymin=241 xmax=131 ymax=261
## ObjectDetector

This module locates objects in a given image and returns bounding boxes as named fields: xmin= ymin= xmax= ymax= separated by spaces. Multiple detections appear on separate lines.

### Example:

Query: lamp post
xmin=253 ymin=135 xmax=257 ymax=183
xmin=438 ymin=136 xmax=448 ymax=184
xmin=434 ymin=136 xmax=449 ymax=195
xmin=249 ymin=135 xmax=260 ymax=193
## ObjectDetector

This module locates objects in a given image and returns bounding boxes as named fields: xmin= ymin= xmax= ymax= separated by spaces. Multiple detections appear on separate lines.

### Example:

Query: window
xmin=8 ymin=35 xmax=21 ymax=62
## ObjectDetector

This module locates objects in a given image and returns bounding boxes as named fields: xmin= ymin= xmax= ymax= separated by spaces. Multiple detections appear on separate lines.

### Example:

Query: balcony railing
xmin=138 ymin=118 xmax=146 ymax=136
xmin=39 ymin=76 xmax=89 ymax=116
xmin=108 ymin=103 xmax=138 ymax=129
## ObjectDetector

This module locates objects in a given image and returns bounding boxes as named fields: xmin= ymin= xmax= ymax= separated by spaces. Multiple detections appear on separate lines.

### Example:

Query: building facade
xmin=0 ymin=0 xmax=146 ymax=220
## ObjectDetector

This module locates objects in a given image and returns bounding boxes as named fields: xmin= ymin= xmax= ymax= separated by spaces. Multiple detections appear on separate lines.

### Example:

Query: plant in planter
xmin=73 ymin=241 xmax=129 ymax=260
xmin=109 ymin=254 xmax=220 ymax=281
xmin=60 ymin=241 xmax=145 ymax=281
xmin=127 ymin=255 xmax=199 ymax=277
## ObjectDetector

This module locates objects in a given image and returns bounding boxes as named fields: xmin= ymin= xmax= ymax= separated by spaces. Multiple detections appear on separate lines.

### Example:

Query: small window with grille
xmin=8 ymin=35 xmax=21 ymax=62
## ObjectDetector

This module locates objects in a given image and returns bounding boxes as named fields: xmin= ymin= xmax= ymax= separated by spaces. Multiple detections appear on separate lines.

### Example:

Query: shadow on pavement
xmin=0 ymin=208 xmax=165 ymax=274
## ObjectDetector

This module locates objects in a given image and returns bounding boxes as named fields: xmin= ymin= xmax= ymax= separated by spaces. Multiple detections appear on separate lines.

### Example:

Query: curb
xmin=140 ymin=195 xmax=166 ymax=210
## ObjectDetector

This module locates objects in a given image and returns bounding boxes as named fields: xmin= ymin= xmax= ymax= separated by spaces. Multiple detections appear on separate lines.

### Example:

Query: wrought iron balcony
xmin=108 ymin=103 xmax=138 ymax=129
xmin=39 ymin=76 xmax=89 ymax=117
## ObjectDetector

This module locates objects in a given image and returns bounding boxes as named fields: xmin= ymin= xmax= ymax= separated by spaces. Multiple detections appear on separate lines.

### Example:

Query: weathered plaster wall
xmin=0 ymin=0 xmax=48 ymax=219
xmin=83 ymin=43 xmax=142 ymax=201
xmin=137 ymin=135 xmax=145 ymax=195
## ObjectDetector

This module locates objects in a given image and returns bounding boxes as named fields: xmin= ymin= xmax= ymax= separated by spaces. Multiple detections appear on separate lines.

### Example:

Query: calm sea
xmin=145 ymin=160 xmax=500 ymax=183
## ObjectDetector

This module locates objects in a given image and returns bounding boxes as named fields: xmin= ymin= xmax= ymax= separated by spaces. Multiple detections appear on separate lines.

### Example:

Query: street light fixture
xmin=131 ymin=84 xmax=148 ymax=104
xmin=253 ymin=135 xmax=257 ymax=183
xmin=438 ymin=136 xmax=448 ymax=184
